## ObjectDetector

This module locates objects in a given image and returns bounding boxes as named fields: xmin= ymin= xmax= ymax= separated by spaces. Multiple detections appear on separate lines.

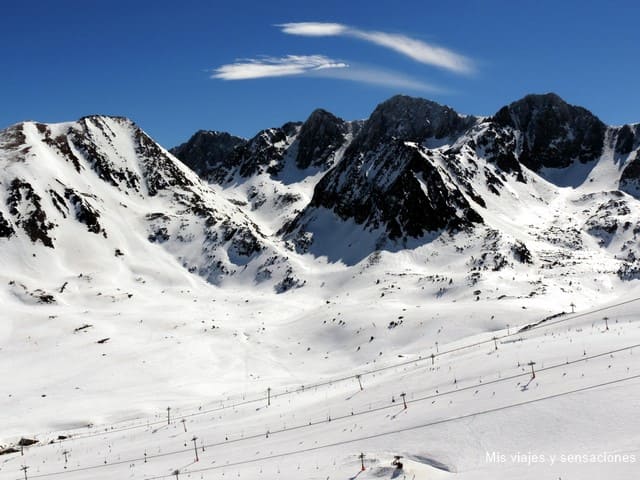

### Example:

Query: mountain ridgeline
xmin=172 ymin=94 xmax=640 ymax=254
xmin=2 ymin=93 xmax=640 ymax=293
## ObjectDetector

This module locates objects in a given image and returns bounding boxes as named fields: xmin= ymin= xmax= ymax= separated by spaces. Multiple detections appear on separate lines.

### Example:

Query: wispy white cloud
xmin=278 ymin=22 xmax=474 ymax=75
xmin=211 ymin=54 xmax=441 ymax=93
xmin=278 ymin=22 xmax=348 ymax=37
xmin=311 ymin=64 xmax=443 ymax=93
xmin=212 ymin=55 xmax=348 ymax=80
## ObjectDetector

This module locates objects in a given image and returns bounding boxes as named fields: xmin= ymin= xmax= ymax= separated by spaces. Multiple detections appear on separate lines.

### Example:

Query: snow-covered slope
xmin=2 ymin=283 xmax=640 ymax=480
xmin=0 ymin=115 xmax=305 ymax=291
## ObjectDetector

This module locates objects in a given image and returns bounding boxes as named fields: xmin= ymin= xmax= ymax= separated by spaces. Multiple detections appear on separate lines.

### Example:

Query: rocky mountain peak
xmin=349 ymin=95 xmax=476 ymax=153
xmin=295 ymin=108 xmax=348 ymax=170
xmin=170 ymin=130 xmax=246 ymax=182
xmin=493 ymin=92 xmax=606 ymax=170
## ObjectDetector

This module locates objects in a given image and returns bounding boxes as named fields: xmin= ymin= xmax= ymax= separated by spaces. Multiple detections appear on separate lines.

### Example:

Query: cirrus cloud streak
xmin=211 ymin=54 xmax=441 ymax=93
xmin=311 ymin=63 xmax=444 ymax=93
xmin=212 ymin=55 xmax=348 ymax=80
xmin=278 ymin=22 xmax=473 ymax=74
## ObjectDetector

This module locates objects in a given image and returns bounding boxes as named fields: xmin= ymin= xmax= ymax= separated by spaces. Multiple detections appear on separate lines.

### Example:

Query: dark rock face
xmin=0 ymin=212 xmax=15 ymax=238
xmin=170 ymin=131 xmax=246 ymax=182
xmin=287 ymin=141 xmax=482 ymax=243
xmin=172 ymin=123 xmax=301 ymax=183
xmin=49 ymin=189 xmax=68 ymax=218
xmin=280 ymin=96 xmax=482 ymax=249
xmin=7 ymin=178 xmax=55 ymax=248
xmin=64 ymin=189 xmax=104 ymax=236
xmin=512 ymin=241 xmax=533 ymax=264
xmin=620 ymin=153 xmax=640 ymax=197
xmin=614 ymin=124 xmax=637 ymax=155
xmin=348 ymin=95 xmax=476 ymax=154
xmin=493 ymin=93 xmax=606 ymax=170
xmin=474 ymin=124 xmax=526 ymax=181
xmin=615 ymin=124 xmax=640 ymax=196
xmin=295 ymin=109 xmax=348 ymax=169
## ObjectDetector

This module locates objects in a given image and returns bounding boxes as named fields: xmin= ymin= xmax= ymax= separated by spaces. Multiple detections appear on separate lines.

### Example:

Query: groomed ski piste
xmin=2 ymin=282 xmax=640 ymax=480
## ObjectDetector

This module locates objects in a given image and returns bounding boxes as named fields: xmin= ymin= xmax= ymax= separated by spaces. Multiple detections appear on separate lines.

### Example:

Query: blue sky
xmin=2 ymin=0 xmax=639 ymax=147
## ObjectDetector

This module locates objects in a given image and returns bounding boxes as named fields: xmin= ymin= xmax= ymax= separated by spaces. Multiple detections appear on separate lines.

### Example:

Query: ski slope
xmin=2 ymin=283 xmax=640 ymax=479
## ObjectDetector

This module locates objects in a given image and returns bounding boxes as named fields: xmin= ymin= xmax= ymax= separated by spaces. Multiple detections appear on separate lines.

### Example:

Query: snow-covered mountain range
xmin=2 ymin=93 xmax=640 ymax=480
xmin=171 ymin=92 xmax=640 ymax=274
xmin=3 ymin=93 xmax=640 ymax=293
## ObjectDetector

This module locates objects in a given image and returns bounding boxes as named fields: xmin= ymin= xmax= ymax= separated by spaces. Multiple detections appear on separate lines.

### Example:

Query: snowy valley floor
xmin=2 ymin=269 xmax=640 ymax=480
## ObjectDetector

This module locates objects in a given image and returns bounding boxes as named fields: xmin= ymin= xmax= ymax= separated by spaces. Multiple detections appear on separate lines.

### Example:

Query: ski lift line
xmin=22 ymin=295 xmax=640 ymax=449
xmin=139 ymin=372 xmax=640 ymax=480
xmin=160 ymin=342 xmax=640 ymax=454
xmin=417 ymin=296 xmax=640 ymax=363
xmin=24 ymin=296 xmax=640 ymax=445
xmin=19 ymin=365 xmax=640 ymax=479
xmin=159 ymin=342 xmax=640 ymax=442
xmin=161 ymin=295 xmax=640 ymax=416
xmin=14 ymin=343 xmax=640 ymax=480
xmin=197 ymin=295 xmax=640 ymax=399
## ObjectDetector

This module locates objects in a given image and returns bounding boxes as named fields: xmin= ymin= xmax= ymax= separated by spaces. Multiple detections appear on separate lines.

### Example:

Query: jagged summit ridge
xmin=4 ymin=93 xmax=640 ymax=291
xmin=169 ymin=92 xmax=640 ymax=272
xmin=0 ymin=115 xmax=303 ymax=292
